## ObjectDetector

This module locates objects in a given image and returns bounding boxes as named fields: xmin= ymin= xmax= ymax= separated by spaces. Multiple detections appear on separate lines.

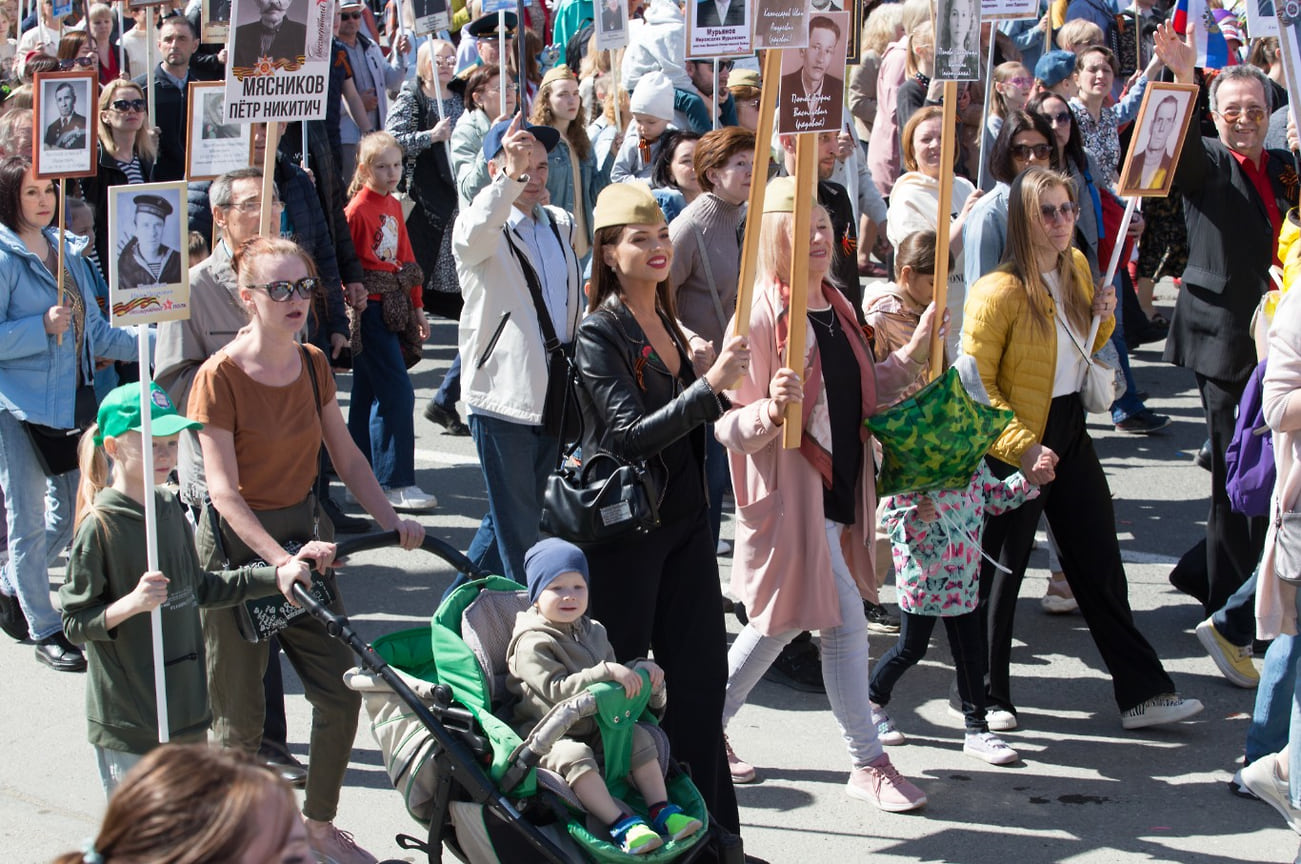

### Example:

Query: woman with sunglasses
xmin=963 ymin=166 xmax=1202 ymax=734
xmin=887 ymin=105 xmax=981 ymax=359
xmin=78 ymin=79 xmax=155 ymax=279
xmin=56 ymin=30 xmax=99 ymax=76
xmin=188 ymin=236 xmax=424 ymax=864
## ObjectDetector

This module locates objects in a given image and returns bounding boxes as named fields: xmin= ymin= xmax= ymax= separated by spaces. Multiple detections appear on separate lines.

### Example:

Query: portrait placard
xmin=980 ymin=0 xmax=1038 ymax=22
xmin=1247 ymin=0 xmax=1279 ymax=37
xmin=33 ymin=71 xmax=96 ymax=179
xmin=844 ymin=0 xmax=864 ymax=64
xmin=754 ymin=0 xmax=808 ymax=50
xmin=186 ymin=82 xmax=254 ymax=181
xmin=777 ymin=11 xmax=848 ymax=134
xmin=411 ymin=0 xmax=451 ymax=35
xmin=934 ymin=0 xmax=981 ymax=81
xmin=1116 ymin=82 xmax=1199 ymax=197
xmin=593 ymin=0 xmax=629 ymax=50
xmin=688 ymin=0 xmax=753 ymax=57
xmin=108 ymin=182 xmax=191 ymax=325
xmin=204 ymin=0 xmax=233 ymax=43
xmin=52 ymin=0 xmax=72 ymax=16
xmin=224 ymin=0 xmax=331 ymax=123
xmin=1276 ymin=4 xmax=1301 ymax=129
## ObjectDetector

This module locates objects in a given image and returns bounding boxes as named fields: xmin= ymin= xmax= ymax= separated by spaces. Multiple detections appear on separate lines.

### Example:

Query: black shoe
xmin=1194 ymin=439 xmax=1213 ymax=472
xmin=863 ymin=600 xmax=901 ymax=634
xmin=0 ymin=590 xmax=28 ymax=641
xmin=763 ymin=637 xmax=825 ymax=693
xmin=259 ymin=741 xmax=308 ymax=789
xmin=734 ymin=601 xmax=748 ymax=627
xmin=1114 ymin=410 xmax=1171 ymax=434
xmin=320 ymin=495 xmax=370 ymax=535
xmin=424 ymin=401 xmax=470 ymax=436
xmin=35 ymin=633 xmax=85 ymax=672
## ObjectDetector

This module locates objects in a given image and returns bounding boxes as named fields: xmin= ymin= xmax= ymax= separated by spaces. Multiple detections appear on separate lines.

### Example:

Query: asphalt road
xmin=3 ymin=281 xmax=1299 ymax=863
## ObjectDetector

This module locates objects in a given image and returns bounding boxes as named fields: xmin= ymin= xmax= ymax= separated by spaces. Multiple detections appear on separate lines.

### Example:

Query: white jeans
xmin=723 ymin=520 xmax=885 ymax=768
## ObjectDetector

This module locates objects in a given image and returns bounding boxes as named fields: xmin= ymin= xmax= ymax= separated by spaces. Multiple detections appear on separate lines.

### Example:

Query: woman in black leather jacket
xmin=573 ymin=182 xmax=748 ymax=836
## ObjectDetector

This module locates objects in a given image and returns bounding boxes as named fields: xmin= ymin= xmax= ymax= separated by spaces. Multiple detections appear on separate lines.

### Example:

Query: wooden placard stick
xmin=782 ymin=135 xmax=816 ymax=449
xmin=259 ymin=122 xmax=283 ymax=237
xmin=928 ymin=80 xmax=959 ymax=381
xmin=612 ymin=58 xmax=623 ymax=130
xmin=56 ymin=177 xmax=66 ymax=344
xmin=731 ymin=48 xmax=782 ymax=345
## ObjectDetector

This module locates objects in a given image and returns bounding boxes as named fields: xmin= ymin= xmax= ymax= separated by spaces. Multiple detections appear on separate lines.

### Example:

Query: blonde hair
xmin=905 ymin=20 xmax=933 ymax=79
xmin=1056 ymin=19 xmax=1105 ymax=53
xmin=863 ymin=2 xmax=904 ymax=57
xmin=601 ymin=84 xmax=630 ymax=129
xmin=74 ymin=424 xmax=111 ymax=535
xmin=98 ymin=79 xmax=158 ymax=163
xmin=999 ymin=167 xmax=1089 ymax=337
xmin=991 ymin=62 xmax=1030 ymax=119
xmin=416 ymin=38 xmax=454 ymax=88
xmin=755 ymin=204 xmax=837 ymax=290
xmin=347 ymin=130 xmax=402 ymax=199
xmin=900 ymin=0 xmax=931 ymax=35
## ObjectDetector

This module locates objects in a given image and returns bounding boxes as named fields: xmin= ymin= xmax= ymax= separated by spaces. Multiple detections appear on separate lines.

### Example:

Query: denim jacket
xmin=0 ymin=225 xmax=139 ymax=427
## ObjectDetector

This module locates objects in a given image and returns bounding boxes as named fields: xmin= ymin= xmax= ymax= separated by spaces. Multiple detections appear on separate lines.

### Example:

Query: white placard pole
xmin=1089 ymin=194 xmax=1138 ymax=349
xmin=976 ymin=34 xmax=997 ymax=189
xmin=498 ymin=10 xmax=507 ymax=116
xmin=137 ymin=326 xmax=169 ymax=743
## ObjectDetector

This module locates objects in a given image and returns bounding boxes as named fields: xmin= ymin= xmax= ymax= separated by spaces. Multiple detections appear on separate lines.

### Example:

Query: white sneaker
xmin=716 ymin=538 xmax=732 ymax=556
xmin=1241 ymin=755 xmax=1301 ymax=834
xmin=964 ymin=731 xmax=1019 ymax=765
xmin=987 ymin=708 xmax=1018 ymax=732
xmin=871 ymin=704 xmax=907 ymax=745
xmin=1120 ymin=693 xmax=1203 ymax=730
xmin=384 ymin=485 xmax=438 ymax=511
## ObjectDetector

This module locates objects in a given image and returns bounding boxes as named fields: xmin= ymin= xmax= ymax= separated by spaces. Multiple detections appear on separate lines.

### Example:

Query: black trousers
xmin=1171 ymin=374 xmax=1268 ymax=615
xmin=584 ymin=502 xmax=740 ymax=835
xmin=978 ymin=394 xmax=1175 ymax=714
xmin=869 ymin=608 xmax=989 ymax=732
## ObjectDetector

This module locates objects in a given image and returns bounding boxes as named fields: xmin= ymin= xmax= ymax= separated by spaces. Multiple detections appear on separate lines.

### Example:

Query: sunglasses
xmin=1217 ymin=106 xmax=1267 ymax=124
xmin=111 ymin=98 xmax=146 ymax=112
xmin=57 ymin=56 xmax=95 ymax=70
xmin=339 ymin=10 xmax=361 ymax=19
xmin=1006 ymin=76 xmax=1033 ymax=88
xmin=1040 ymin=110 xmax=1072 ymax=126
xmin=245 ymin=277 xmax=318 ymax=301
xmin=1011 ymin=143 xmax=1052 ymax=160
xmin=1039 ymin=202 xmax=1080 ymax=224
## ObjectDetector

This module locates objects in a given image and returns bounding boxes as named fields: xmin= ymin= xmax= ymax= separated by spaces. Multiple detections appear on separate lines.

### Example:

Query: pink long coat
xmin=716 ymin=279 xmax=926 ymax=637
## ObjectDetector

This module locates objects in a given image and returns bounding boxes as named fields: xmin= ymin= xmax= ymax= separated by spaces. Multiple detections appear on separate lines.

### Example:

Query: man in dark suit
xmin=231 ymin=0 xmax=308 ymax=71
xmin=43 ymin=82 xmax=86 ymax=150
xmin=696 ymin=0 xmax=745 ymax=27
xmin=778 ymin=16 xmax=844 ymax=133
xmin=1129 ymin=94 xmax=1178 ymax=191
xmin=1160 ymin=27 xmax=1297 ymax=620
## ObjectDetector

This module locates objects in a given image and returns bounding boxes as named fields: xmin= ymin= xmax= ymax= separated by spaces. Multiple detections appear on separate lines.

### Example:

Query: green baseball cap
xmin=93 ymin=383 xmax=202 ymax=446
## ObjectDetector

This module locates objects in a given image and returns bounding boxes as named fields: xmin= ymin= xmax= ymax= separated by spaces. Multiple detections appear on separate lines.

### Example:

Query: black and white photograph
xmin=595 ymin=0 xmax=629 ymax=50
xmin=107 ymin=181 xmax=190 ymax=325
xmin=754 ymin=0 xmax=808 ymax=50
xmin=777 ymin=11 xmax=848 ymax=134
xmin=688 ymin=0 xmax=752 ymax=57
xmin=1116 ymin=82 xmax=1198 ymax=197
xmin=229 ymin=0 xmax=309 ymax=74
xmin=33 ymin=70 xmax=95 ymax=178
xmin=186 ymin=82 xmax=253 ymax=181
xmin=203 ymin=0 xmax=233 ymax=44
xmin=411 ymin=0 xmax=450 ymax=36
xmin=935 ymin=0 xmax=981 ymax=81
xmin=1250 ymin=0 xmax=1279 ymax=39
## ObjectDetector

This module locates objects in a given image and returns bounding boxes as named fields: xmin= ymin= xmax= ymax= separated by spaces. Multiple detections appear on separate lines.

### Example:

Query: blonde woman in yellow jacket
xmin=962 ymin=167 xmax=1203 ymax=732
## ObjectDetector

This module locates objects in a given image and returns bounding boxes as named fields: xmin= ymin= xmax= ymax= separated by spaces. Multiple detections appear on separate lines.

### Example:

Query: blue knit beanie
xmin=525 ymin=538 xmax=590 ymax=604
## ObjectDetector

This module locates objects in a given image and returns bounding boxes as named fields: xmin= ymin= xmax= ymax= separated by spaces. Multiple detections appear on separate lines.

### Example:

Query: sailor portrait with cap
xmin=43 ymin=80 xmax=87 ymax=151
xmin=455 ymin=11 xmax=517 ymax=75
xmin=117 ymin=193 xmax=182 ymax=290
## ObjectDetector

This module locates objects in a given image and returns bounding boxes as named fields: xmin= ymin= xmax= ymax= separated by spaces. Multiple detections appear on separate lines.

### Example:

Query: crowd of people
xmin=0 ymin=0 xmax=1296 ymax=860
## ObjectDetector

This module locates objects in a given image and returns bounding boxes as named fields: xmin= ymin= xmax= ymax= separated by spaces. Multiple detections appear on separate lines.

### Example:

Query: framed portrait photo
xmin=934 ymin=0 xmax=982 ymax=81
xmin=687 ymin=0 xmax=752 ymax=57
xmin=108 ymin=182 xmax=191 ymax=326
xmin=203 ymin=0 xmax=234 ymax=44
xmin=186 ymin=82 xmax=253 ymax=181
xmin=777 ymin=10 xmax=849 ymax=134
xmin=411 ymin=0 xmax=451 ymax=36
xmin=594 ymin=0 xmax=630 ymax=50
xmin=1116 ymin=82 xmax=1199 ymax=198
xmin=33 ymin=71 xmax=96 ymax=179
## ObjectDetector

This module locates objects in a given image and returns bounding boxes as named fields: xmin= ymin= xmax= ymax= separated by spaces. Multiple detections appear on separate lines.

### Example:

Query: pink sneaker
xmin=725 ymin=735 xmax=757 ymax=784
xmin=846 ymin=754 xmax=927 ymax=812
xmin=305 ymin=820 xmax=378 ymax=864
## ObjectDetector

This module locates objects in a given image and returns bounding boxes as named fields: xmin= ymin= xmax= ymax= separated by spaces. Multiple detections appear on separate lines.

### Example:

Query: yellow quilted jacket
xmin=962 ymin=248 xmax=1115 ymax=467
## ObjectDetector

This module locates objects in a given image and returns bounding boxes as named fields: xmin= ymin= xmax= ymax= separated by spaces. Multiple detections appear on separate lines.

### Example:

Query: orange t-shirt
xmin=187 ymin=345 xmax=336 ymax=511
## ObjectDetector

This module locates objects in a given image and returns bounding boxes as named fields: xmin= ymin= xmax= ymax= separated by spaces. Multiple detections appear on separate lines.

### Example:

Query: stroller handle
xmin=333 ymin=531 xmax=489 ymax=581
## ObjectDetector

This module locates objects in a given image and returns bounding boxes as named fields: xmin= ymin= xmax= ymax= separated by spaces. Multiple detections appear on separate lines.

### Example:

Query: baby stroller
xmin=293 ymin=531 xmax=745 ymax=864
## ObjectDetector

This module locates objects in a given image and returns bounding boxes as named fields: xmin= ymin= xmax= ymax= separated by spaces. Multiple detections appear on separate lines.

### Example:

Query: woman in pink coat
xmin=715 ymin=177 xmax=942 ymax=813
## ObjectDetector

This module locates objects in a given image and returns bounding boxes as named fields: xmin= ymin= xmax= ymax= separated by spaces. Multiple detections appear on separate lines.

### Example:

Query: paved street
xmin=3 ymin=281 xmax=1300 ymax=863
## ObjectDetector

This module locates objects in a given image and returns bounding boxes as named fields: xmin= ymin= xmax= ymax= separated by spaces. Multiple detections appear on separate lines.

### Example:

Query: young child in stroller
xmin=506 ymin=538 xmax=704 ymax=855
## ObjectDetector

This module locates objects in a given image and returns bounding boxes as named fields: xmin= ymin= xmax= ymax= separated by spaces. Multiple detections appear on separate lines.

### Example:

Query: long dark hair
xmin=588 ymin=223 xmax=690 ymax=348
xmin=989 ymin=109 xmax=1060 ymax=185
xmin=1026 ymin=91 xmax=1089 ymax=175
xmin=0 ymin=154 xmax=36 ymax=230
xmin=650 ymin=129 xmax=701 ymax=191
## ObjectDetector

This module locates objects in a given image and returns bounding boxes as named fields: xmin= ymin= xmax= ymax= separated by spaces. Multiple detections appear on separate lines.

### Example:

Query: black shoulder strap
xmin=301 ymin=344 xmax=326 ymax=512
xmin=504 ymin=226 xmax=563 ymax=353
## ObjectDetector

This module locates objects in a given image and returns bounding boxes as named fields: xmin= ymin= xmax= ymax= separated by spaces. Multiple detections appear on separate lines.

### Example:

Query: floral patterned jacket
xmin=882 ymin=463 xmax=1038 ymax=616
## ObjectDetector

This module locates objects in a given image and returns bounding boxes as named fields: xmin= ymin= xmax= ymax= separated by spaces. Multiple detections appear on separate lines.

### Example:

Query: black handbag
xmin=23 ymin=384 xmax=97 ymax=476
xmin=539 ymin=363 xmax=662 ymax=544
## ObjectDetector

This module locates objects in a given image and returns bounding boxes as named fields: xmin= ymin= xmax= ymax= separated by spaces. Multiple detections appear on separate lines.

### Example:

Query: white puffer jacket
xmin=620 ymin=0 xmax=693 ymax=93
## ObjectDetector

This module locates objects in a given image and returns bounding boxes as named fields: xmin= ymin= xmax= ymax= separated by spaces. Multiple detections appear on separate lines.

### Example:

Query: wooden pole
xmin=612 ymin=57 xmax=622 ymax=130
xmin=55 ymin=178 xmax=65 ymax=344
xmin=116 ymin=1 xmax=125 ymax=78
xmin=258 ymin=122 xmax=282 ymax=237
xmin=929 ymin=80 xmax=958 ymax=381
xmin=782 ymin=135 xmax=816 ymax=449
xmin=732 ymin=48 xmax=782 ymax=342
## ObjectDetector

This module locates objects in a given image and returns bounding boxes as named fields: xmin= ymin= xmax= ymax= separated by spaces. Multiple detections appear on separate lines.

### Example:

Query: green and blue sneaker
xmin=651 ymin=804 xmax=703 ymax=842
xmin=610 ymin=815 xmax=663 ymax=855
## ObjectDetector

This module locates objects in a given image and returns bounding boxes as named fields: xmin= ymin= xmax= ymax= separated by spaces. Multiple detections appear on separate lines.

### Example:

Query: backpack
xmin=565 ymin=20 xmax=595 ymax=75
xmin=1225 ymin=359 xmax=1275 ymax=518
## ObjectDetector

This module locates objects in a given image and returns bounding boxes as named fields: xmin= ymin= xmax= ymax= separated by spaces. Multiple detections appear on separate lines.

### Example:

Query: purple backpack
xmin=1225 ymin=359 xmax=1275 ymax=518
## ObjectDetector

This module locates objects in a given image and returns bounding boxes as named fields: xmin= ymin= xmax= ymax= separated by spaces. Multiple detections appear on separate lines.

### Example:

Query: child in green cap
xmin=58 ymin=382 xmax=333 ymax=796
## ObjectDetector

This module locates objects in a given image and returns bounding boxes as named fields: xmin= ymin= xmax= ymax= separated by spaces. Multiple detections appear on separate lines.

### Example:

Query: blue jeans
xmin=1247 ymin=631 xmax=1299 ymax=766
xmin=347 ymin=302 xmax=416 ymax=489
xmin=433 ymin=351 xmax=462 ymax=412
xmin=1213 ymin=568 xmax=1258 ymax=647
xmin=464 ymin=413 xmax=556 ymax=585
xmin=0 ymin=409 xmax=78 ymax=640
xmin=705 ymin=426 xmax=729 ymax=547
